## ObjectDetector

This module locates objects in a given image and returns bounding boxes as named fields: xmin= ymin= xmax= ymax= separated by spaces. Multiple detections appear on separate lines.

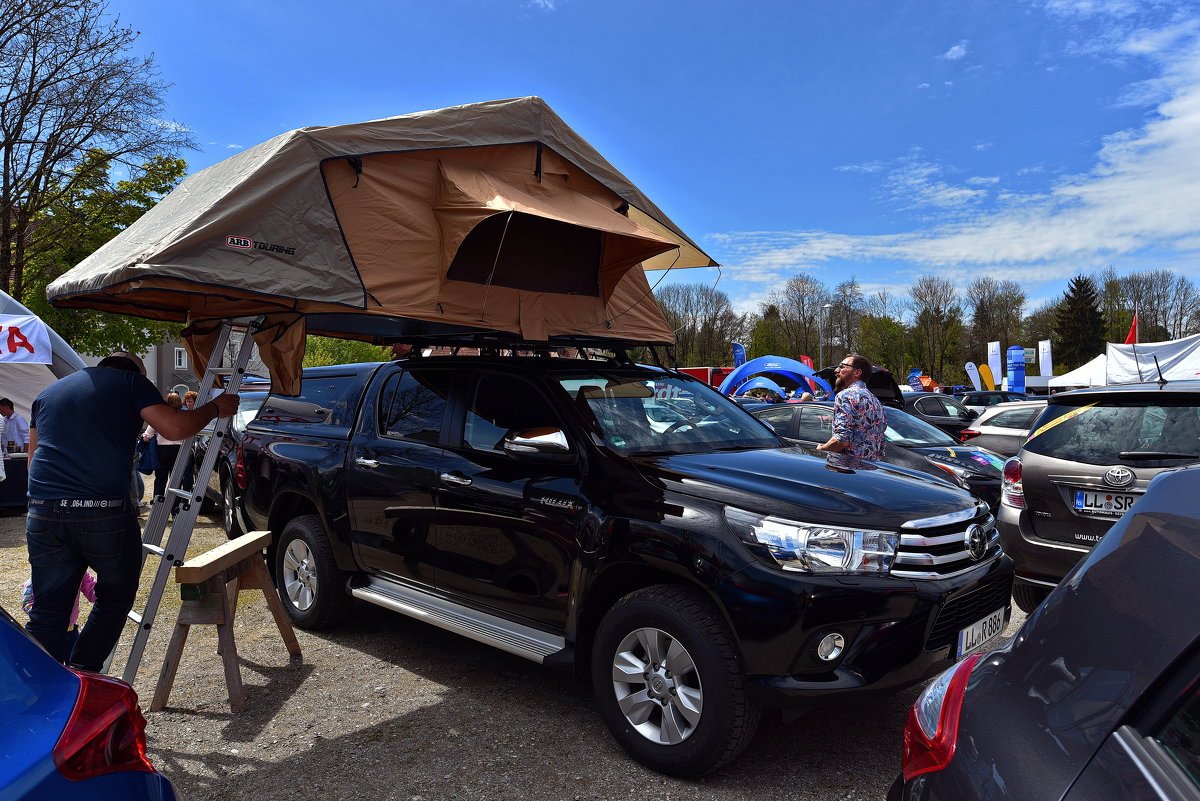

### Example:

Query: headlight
xmin=926 ymin=457 xmax=973 ymax=488
xmin=724 ymin=506 xmax=899 ymax=574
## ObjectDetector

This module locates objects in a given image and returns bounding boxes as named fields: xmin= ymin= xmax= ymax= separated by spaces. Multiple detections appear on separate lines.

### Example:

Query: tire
xmin=274 ymin=514 xmax=353 ymax=630
xmin=590 ymin=584 xmax=760 ymax=778
xmin=220 ymin=473 xmax=244 ymax=540
xmin=1013 ymin=583 xmax=1050 ymax=614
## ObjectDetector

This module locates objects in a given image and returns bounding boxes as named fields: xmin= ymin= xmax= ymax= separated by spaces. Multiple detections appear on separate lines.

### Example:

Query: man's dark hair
xmin=0 ymin=398 xmax=11 ymax=407
xmin=845 ymin=354 xmax=873 ymax=379
xmin=97 ymin=355 xmax=141 ymax=373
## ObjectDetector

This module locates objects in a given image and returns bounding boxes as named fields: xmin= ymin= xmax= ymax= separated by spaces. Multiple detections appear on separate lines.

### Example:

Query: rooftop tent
xmin=45 ymin=97 xmax=717 ymax=393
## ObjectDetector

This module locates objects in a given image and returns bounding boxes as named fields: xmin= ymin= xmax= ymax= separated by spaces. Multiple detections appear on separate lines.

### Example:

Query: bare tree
xmin=655 ymin=282 xmax=741 ymax=366
xmin=828 ymin=277 xmax=864 ymax=355
xmin=908 ymin=275 xmax=964 ymax=382
xmin=764 ymin=273 xmax=830 ymax=365
xmin=963 ymin=276 xmax=1025 ymax=355
xmin=1 ymin=0 xmax=194 ymax=300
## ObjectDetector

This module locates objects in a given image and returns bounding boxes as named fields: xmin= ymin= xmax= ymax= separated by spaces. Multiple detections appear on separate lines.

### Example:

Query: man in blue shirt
xmin=25 ymin=351 xmax=239 ymax=672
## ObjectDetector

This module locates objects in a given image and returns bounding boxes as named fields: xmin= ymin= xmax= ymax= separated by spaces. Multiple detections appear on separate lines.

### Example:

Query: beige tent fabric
xmin=47 ymin=97 xmax=716 ymax=392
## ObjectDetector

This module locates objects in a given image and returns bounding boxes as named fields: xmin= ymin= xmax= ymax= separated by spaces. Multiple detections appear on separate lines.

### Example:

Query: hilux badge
xmin=1104 ymin=467 xmax=1134 ymax=488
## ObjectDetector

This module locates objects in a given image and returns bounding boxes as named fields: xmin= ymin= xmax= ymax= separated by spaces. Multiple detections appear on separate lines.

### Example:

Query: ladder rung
xmin=143 ymin=543 xmax=165 ymax=557
xmin=166 ymin=488 xmax=192 ymax=499
xmin=128 ymin=610 xmax=143 ymax=625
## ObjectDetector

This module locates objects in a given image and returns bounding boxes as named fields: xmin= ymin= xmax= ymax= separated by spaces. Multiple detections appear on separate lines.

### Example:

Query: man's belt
xmin=29 ymin=497 xmax=128 ymax=508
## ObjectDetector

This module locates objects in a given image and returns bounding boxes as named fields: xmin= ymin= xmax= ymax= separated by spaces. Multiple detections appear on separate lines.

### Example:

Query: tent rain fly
xmin=46 ymin=97 xmax=717 ymax=393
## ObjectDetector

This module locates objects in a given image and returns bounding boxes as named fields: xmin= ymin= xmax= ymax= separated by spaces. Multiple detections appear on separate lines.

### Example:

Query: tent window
xmin=446 ymin=212 xmax=601 ymax=296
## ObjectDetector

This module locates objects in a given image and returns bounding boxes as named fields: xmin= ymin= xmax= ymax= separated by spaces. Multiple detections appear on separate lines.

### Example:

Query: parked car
xmin=752 ymin=401 xmax=1006 ymax=509
xmin=955 ymin=390 xmax=1027 ymax=414
xmin=239 ymin=353 xmax=1013 ymax=777
xmin=998 ymin=382 xmax=1200 ymax=612
xmin=191 ymin=390 xmax=268 ymax=538
xmin=957 ymin=399 xmax=1047 ymax=457
xmin=890 ymin=466 xmax=1200 ymax=801
xmin=901 ymin=392 xmax=979 ymax=436
xmin=0 ymin=603 xmax=179 ymax=800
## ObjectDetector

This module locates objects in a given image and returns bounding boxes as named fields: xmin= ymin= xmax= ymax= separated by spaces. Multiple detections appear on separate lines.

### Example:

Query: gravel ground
xmin=0 ymin=500 xmax=1025 ymax=801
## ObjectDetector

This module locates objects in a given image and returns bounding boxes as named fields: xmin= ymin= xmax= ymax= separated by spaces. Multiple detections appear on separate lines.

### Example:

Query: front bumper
xmin=718 ymin=553 xmax=1014 ymax=710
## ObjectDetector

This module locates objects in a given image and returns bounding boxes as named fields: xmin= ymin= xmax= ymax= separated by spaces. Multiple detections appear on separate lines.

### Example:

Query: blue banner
xmin=731 ymin=342 xmax=747 ymax=367
xmin=907 ymin=368 xmax=924 ymax=392
xmin=1006 ymin=345 xmax=1026 ymax=394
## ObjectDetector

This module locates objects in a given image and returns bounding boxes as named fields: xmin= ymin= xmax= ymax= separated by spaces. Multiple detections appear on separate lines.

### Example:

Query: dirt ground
xmin=0 ymin=497 xmax=1025 ymax=801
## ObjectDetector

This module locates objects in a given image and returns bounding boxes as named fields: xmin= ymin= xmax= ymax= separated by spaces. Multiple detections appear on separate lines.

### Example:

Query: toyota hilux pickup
xmin=236 ymin=348 xmax=1013 ymax=777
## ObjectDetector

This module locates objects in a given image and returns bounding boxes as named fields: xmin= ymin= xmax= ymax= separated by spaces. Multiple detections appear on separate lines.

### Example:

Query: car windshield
xmin=557 ymin=373 xmax=780 ymax=455
xmin=883 ymin=407 xmax=959 ymax=446
xmin=1023 ymin=397 xmax=1200 ymax=465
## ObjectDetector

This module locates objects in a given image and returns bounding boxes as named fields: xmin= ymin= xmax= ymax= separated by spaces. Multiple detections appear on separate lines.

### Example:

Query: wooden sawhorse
xmin=151 ymin=530 xmax=301 ymax=712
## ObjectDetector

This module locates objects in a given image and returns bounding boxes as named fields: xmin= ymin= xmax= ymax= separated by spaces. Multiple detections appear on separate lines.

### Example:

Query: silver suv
xmin=998 ymin=382 xmax=1200 ymax=612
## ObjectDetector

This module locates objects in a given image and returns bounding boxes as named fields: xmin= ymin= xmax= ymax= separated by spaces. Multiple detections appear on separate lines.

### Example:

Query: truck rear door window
xmin=378 ymin=369 xmax=453 ymax=444
xmin=461 ymin=372 xmax=561 ymax=453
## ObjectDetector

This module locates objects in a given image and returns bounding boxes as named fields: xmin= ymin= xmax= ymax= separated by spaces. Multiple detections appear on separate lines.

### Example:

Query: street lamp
xmin=819 ymin=303 xmax=833 ymax=369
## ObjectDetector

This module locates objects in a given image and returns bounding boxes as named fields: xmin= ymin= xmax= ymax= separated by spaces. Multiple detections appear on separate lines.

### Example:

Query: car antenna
xmin=1153 ymin=354 xmax=1168 ymax=389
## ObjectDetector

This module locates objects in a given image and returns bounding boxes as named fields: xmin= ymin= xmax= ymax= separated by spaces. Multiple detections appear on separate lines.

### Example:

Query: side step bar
xmin=351 ymin=577 xmax=565 ymax=664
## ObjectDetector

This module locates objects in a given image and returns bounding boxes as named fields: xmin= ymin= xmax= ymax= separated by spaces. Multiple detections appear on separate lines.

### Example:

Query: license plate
xmin=957 ymin=606 xmax=1006 ymax=658
xmin=1074 ymin=489 xmax=1138 ymax=516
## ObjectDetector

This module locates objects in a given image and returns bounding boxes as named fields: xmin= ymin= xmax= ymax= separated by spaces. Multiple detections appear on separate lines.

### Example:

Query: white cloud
xmin=526 ymin=0 xmax=557 ymax=9
xmin=150 ymin=118 xmax=191 ymax=133
xmin=916 ymin=82 xmax=931 ymax=89
xmin=711 ymin=22 xmax=1200 ymax=303
xmin=225 ymin=144 xmax=243 ymax=149
xmin=941 ymin=40 xmax=969 ymax=60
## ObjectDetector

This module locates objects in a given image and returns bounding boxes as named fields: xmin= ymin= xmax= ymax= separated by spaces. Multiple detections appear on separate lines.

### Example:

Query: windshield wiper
xmin=1117 ymin=451 xmax=1200 ymax=460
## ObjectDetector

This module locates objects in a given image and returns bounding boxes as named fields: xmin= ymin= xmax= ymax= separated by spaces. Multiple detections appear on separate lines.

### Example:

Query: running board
xmin=351 ymin=578 xmax=565 ymax=664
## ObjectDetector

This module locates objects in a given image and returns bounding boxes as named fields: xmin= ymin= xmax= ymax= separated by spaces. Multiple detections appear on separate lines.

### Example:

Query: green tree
xmin=23 ymin=151 xmax=188 ymax=354
xmin=2 ymin=0 xmax=194 ymax=304
xmin=1054 ymin=275 xmax=1105 ymax=369
xmin=748 ymin=304 xmax=790 ymax=359
xmin=303 ymin=335 xmax=392 ymax=368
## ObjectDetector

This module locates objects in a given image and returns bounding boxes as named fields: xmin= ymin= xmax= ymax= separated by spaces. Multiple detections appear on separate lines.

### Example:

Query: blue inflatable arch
xmin=729 ymin=376 xmax=787 ymax=397
xmin=717 ymin=355 xmax=833 ymax=397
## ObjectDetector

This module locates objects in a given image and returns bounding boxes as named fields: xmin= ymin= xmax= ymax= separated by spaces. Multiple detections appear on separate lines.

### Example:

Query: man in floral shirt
xmin=816 ymin=354 xmax=886 ymax=461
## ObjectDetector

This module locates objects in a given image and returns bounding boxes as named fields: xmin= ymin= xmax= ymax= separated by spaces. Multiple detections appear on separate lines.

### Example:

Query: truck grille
xmin=890 ymin=513 xmax=1000 ymax=580
xmin=926 ymin=572 xmax=1014 ymax=651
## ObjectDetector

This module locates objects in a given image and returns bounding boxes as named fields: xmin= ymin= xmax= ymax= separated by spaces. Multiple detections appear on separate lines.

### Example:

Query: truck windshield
xmin=558 ymin=373 xmax=781 ymax=455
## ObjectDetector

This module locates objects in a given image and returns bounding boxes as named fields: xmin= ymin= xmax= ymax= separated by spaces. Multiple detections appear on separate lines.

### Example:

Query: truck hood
xmin=632 ymin=446 xmax=982 ymax=526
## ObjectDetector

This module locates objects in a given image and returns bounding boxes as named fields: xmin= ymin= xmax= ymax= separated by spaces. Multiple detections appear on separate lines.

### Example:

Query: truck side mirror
xmin=503 ymin=427 xmax=572 ymax=462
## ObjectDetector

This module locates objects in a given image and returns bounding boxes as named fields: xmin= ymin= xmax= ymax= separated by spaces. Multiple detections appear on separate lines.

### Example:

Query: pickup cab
xmin=239 ymin=351 xmax=1013 ymax=777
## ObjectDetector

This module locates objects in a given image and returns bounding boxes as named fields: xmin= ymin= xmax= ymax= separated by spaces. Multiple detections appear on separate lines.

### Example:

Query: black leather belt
xmin=29 ymin=497 xmax=127 ymax=508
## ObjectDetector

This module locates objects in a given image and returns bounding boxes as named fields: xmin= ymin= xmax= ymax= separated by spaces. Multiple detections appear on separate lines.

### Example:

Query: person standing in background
xmin=142 ymin=393 xmax=189 ymax=511
xmin=182 ymin=390 xmax=198 ymax=410
xmin=0 ymin=398 xmax=30 ymax=453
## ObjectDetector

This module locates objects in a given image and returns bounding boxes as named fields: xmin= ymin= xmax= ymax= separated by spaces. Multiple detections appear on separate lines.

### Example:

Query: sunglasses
xmin=836 ymin=363 xmax=856 ymax=370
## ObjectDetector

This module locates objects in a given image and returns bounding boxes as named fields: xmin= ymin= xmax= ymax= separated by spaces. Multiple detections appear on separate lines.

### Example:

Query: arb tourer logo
xmin=226 ymin=235 xmax=295 ymax=255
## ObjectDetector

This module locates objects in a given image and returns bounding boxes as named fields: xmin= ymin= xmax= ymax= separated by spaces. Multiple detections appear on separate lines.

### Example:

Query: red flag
xmin=1124 ymin=313 xmax=1138 ymax=344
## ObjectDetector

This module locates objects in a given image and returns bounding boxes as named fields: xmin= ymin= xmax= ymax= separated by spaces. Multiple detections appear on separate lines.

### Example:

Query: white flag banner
xmin=987 ymin=341 xmax=1002 ymax=387
xmin=1038 ymin=339 xmax=1053 ymax=377
xmin=0 ymin=315 xmax=52 ymax=364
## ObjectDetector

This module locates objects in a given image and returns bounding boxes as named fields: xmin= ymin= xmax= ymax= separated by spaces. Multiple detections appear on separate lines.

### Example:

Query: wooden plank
xmin=250 ymin=558 xmax=302 ymax=656
xmin=150 ymin=622 xmax=191 ymax=712
xmin=214 ymin=569 xmax=246 ymax=712
xmin=174 ymin=530 xmax=272 ymax=584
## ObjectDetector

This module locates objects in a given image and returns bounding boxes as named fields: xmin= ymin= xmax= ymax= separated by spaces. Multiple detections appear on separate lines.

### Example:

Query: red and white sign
xmin=0 ymin=315 xmax=52 ymax=364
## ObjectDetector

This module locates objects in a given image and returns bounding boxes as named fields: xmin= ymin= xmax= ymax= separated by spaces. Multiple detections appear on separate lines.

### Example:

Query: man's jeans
xmin=25 ymin=500 xmax=141 ymax=672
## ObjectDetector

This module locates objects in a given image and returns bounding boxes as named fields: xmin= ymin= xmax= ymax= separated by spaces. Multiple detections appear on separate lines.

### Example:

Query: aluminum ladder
xmin=121 ymin=317 xmax=262 ymax=684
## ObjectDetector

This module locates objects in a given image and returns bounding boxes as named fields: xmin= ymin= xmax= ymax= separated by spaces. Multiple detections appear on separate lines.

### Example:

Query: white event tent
xmin=1049 ymin=334 xmax=1200 ymax=387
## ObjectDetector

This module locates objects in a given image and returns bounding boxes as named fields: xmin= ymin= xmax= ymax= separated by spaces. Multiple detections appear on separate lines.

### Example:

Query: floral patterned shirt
xmin=831 ymin=380 xmax=886 ymax=461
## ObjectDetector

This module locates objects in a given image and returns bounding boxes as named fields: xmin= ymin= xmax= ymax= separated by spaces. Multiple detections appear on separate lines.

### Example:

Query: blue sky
xmin=109 ymin=0 xmax=1200 ymax=319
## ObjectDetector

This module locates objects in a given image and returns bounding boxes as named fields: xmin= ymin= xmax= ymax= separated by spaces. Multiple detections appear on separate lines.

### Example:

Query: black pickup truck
xmin=238 ymin=350 xmax=1013 ymax=777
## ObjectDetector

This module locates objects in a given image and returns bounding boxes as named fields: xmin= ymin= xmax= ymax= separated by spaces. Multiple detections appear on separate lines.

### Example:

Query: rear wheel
xmin=274 ymin=515 xmax=353 ymax=629
xmin=1013 ymin=583 xmax=1050 ymax=614
xmin=591 ymin=584 xmax=759 ymax=778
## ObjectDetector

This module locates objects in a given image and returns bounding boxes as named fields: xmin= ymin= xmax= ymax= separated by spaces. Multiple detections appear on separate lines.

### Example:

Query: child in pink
xmin=22 ymin=571 xmax=98 ymax=656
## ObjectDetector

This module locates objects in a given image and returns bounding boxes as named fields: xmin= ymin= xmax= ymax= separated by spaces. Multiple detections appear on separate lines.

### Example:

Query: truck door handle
xmin=440 ymin=472 xmax=472 ymax=486
xmin=355 ymin=457 xmax=380 ymax=468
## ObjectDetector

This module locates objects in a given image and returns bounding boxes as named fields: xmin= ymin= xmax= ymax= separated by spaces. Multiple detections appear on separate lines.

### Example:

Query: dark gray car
xmin=901 ymin=392 xmax=979 ymax=436
xmin=891 ymin=467 xmax=1200 ymax=801
xmin=997 ymin=382 xmax=1200 ymax=612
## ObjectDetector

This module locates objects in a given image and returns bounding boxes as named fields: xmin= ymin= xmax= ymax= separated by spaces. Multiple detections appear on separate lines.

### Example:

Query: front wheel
xmin=591 ymin=585 xmax=759 ymax=778
xmin=220 ymin=473 xmax=244 ymax=540
xmin=274 ymin=515 xmax=353 ymax=629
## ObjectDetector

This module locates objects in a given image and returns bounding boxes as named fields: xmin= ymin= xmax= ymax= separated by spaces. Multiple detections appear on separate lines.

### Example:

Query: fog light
xmin=817 ymin=632 xmax=845 ymax=661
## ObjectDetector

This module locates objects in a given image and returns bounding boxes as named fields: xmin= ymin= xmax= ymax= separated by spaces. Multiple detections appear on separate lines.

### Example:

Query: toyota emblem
xmin=1104 ymin=467 xmax=1134 ymax=488
xmin=965 ymin=524 xmax=988 ymax=561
